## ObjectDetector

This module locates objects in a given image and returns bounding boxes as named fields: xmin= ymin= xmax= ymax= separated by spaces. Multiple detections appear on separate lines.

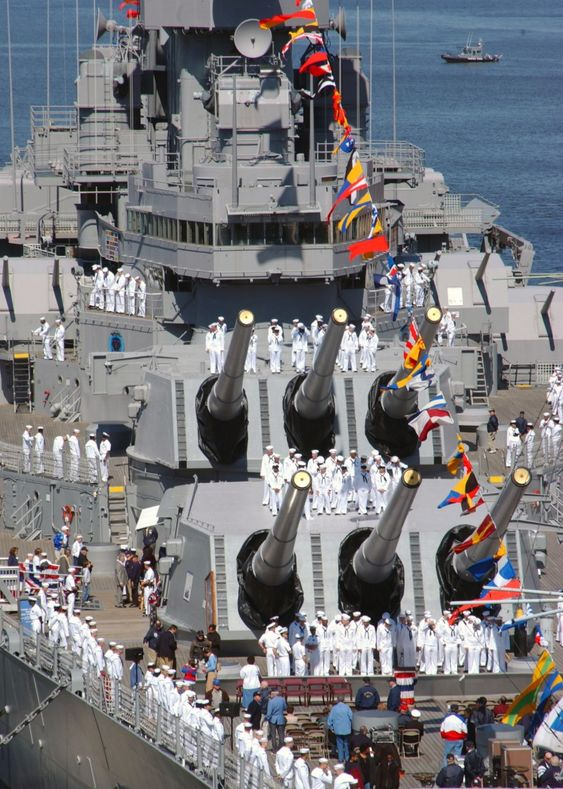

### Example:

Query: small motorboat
xmin=441 ymin=36 xmax=502 ymax=63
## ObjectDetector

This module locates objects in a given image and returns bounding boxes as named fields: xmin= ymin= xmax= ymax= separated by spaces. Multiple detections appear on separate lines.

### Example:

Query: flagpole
xmin=369 ymin=0 xmax=374 ymax=154
xmin=309 ymin=73 xmax=316 ymax=207
xmin=391 ymin=0 xmax=396 ymax=143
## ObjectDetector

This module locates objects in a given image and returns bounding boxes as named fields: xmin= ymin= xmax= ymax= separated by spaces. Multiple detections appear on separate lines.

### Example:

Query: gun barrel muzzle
xmin=207 ymin=309 xmax=254 ymax=422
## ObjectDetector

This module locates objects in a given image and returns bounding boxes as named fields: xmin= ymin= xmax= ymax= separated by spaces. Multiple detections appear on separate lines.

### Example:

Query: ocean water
xmin=0 ymin=0 xmax=561 ymax=274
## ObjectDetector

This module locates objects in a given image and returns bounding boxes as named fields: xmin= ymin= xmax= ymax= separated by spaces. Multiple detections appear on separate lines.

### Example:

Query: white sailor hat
xmin=315 ymin=314 xmax=323 ymax=320
xmin=319 ymin=757 xmax=329 ymax=764
xmin=361 ymin=615 xmax=371 ymax=622
xmin=153 ymin=668 xmax=161 ymax=675
xmin=423 ymin=610 xmax=431 ymax=617
xmin=316 ymin=610 xmax=325 ymax=618
xmin=109 ymin=641 xmax=117 ymax=647
xmin=311 ymin=449 xmax=319 ymax=454
xmin=350 ymin=448 xmax=357 ymax=453
xmin=40 ymin=316 xmax=46 ymax=321
xmin=335 ymin=764 xmax=345 ymax=770
xmin=300 ymin=748 xmax=310 ymax=754
xmin=125 ymin=272 xmax=131 ymax=278
xmin=527 ymin=422 xmax=534 ymax=427
xmin=297 ymin=322 xmax=304 ymax=329
xmin=288 ymin=447 xmax=296 ymax=453
xmin=544 ymin=412 xmax=550 ymax=417
xmin=41 ymin=582 xmax=49 ymax=588
xmin=92 ymin=264 xmax=99 ymax=270
xmin=292 ymin=318 xmax=299 ymax=323
xmin=270 ymin=615 xmax=280 ymax=621
xmin=336 ymin=455 xmax=344 ymax=461
xmin=353 ymin=611 xmax=361 ymax=617
xmin=102 ymin=431 xmax=110 ymax=438
xmin=266 ymin=445 xmax=273 ymax=451
xmin=167 ymin=668 xmax=176 ymax=675
xmin=271 ymin=318 xmax=278 ymax=323
xmin=208 ymin=323 xmax=217 ymax=329
xmin=143 ymin=560 xmax=151 ymax=565
xmin=411 ymin=709 xmax=421 ymax=718
xmin=28 ymin=596 xmax=36 ymax=602
xmin=284 ymin=736 xmax=294 ymax=743
xmin=341 ymin=613 xmax=351 ymax=621
xmin=117 ymin=267 xmax=123 ymax=272
xmin=102 ymin=267 xmax=108 ymax=273
xmin=442 ymin=609 xmax=450 ymax=616
xmin=217 ymin=315 xmax=224 ymax=321
xmin=294 ymin=634 xmax=303 ymax=639
xmin=329 ymin=448 xmax=337 ymax=454
xmin=510 ymin=419 xmax=517 ymax=424
xmin=55 ymin=318 xmax=61 ymax=324
xmin=294 ymin=453 xmax=302 ymax=459
xmin=97 ymin=637 xmax=105 ymax=643
xmin=26 ymin=424 xmax=33 ymax=430
xmin=74 ymin=608 xmax=81 ymax=614
xmin=73 ymin=428 xmax=80 ymax=434
xmin=89 ymin=432 xmax=96 ymax=438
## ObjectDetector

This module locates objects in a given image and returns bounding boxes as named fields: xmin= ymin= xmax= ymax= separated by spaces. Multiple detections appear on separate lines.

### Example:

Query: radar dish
xmin=234 ymin=19 xmax=272 ymax=59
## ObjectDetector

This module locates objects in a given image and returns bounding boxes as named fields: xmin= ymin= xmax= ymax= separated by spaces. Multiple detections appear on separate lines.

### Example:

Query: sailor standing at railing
xmin=31 ymin=425 xmax=44 ymax=474
xmin=94 ymin=265 xmax=105 ymax=309
xmin=99 ymin=431 xmax=111 ymax=483
xmin=114 ymin=268 xmax=126 ymax=314
xmin=53 ymin=318 xmax=66 ymax=362
xmin=32 ymin=316 xmax=53 ymax=360
xmin=22 ymin=424 xmax=34 ymax=473
xmin=126 ymin=273 xmax=136 ymax=315
xmin=89 ymin=264 xmax=100 ymax=308
xmin=245 ymin=327 xmax=257 ymax=373
xmin=68 ymin=428 xmax=81 ymax=482
xmin=85 ymin=433 xmax=101 ymax=484
xmin=29 ymin=596 xmax=44 ymax=636
xmin=68 ymin=607 xmax=82 ymax=655
xmin=65 ymin=566 xmax=78 ymax=615
xmin=102 ymin=268 xmax=115 ymax=312
xmin=37 ymin=581 xmax=49 ymax=622
xmin=205 ymin=323 xmax=222 ymax=374
xmin=217 ymin=316 xmax=227 ymax=367
xmin=136 ymin=276 xmax=146 ymax=317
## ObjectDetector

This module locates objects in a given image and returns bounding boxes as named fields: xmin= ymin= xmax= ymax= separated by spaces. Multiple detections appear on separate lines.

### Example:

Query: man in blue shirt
xmin=327 ymin=695 xmax=353 ymax=763
xmin=265 ymin=689 xmax=287 ymax=751
xmin=355 ymin=678 xmax=381 ymax=710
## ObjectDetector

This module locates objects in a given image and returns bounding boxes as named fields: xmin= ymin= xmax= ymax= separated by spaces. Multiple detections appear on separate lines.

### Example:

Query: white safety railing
xmin=0 ymin=610 xmax=277 ymax=788
xmin=0 ymin=440 xmax=101 ymax=487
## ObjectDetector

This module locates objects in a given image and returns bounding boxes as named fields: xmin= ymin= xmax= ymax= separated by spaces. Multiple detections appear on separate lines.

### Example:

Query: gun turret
xmin=338 ymin=468 xmax=421 ymax=622
xmin=436 ymin=467 xmax=532 ymax=609
xmin=195 ymin=309 xmax=254 ymax=464
xmin=237 ymin=471 xmax=311 ymax=630
xmin=283 ymin=308 xmax=348 ymax=456
xmin=365 ymin=307 xmax=442 ymax=458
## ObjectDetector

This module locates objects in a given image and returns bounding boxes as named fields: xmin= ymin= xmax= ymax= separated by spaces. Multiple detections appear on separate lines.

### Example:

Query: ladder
xmin=12 ymin=352 xmax=32 ymax=412
xmin=108 ymin=484 xmax=130 ymax=544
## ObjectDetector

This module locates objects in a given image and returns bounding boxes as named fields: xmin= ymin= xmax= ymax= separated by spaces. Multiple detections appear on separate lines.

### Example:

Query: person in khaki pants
xmin=155 ymin=624 xmax=178 ymax=669
xmin=202 ymin=647 xmax=219 ymax=692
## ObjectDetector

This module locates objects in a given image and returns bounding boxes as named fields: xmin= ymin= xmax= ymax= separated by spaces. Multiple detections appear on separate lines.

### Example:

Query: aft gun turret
xmin=436 ymin=467 xmax=532 ymax=609
xmin=283 ymin=308 xmax=348 ymax=456
xmin=237 ymin=470 xmax=311 ymax=630
xmin=365 ymin=307 xmax=442 ymax=458
xmin=338 ymin=468 xmax=421 ymax=622
xmin=195 ymin=309 xmax=254 ymax=464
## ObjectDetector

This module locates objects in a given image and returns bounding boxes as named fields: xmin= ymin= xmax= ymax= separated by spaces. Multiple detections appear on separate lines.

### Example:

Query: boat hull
xmin=441 ymin=53 xmax=501 ymax=63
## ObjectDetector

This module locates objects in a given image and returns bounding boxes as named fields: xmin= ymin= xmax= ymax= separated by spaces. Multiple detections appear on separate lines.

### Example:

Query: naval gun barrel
xmin=381 ymin=306 xmax=442 ymax=419
xmin=207 ymin=309 xmax=254 ymax=422
xmin=237 ymin=471 xmax=311 ymax=630
xmin=338 ymin=469 xmax=421 ymax=622
xmin=283 ymin=308 xmax=347 ymax=456
xmin=195 ymin=309 xmax=253 ymax=465
xmin=365 ymin=306 xmax=442 ymax=458
xmin=353 ymin=468 xmax=422 ymax=584
xmin=452 ymin=467 xmax=531 ymax=582
xmin=293 ymin=308 xmax=348 ymax=420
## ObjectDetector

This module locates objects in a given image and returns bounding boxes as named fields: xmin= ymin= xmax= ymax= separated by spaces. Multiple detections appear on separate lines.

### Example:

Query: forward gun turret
xmin=338 ymin=468 xmax=421 ymax=621
xmin=237 ymin=471 xmax=311 ymax=630
xmin=195 ymin=309 xmax=254 ymax=464
xmin=436 ymin=467 xmax=532 ymax=609
xmin=283 ymin=308 xmax=347 ymax=456
xmin=365 ymin=307 xmax=442 ymax=458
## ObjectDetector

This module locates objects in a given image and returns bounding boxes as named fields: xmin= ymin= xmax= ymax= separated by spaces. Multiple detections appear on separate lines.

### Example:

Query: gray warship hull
xmin=0 ymin=649 xmax=206 ymax=789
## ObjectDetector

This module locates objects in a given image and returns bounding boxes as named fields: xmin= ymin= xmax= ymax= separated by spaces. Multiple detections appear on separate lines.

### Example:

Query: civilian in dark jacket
xmin=259 ymin=680 xmax=271 ymax=714
xmin=463 ymin=742 xmax=485 ymax=787
xmin=436 ymin=754 xmax=465 ymax=788
xmin=355 ymin=679 xmax=380 ymax=710
xmin=189 ymin=630 xmax=211 ymax=662
xmin=126 ymin=554 xmax=142 ymax=606
xmin=386 ymin=679 xmax=401 ymax=712
xmin=375 ymin=752 xmax=401 ymax=789
xmin=246 ymin=691 xmax=264 ymax=730
xmin=156 ymin=624 xmax=178 ymax=669
xmin=143 ymin=620 xmax=162 ymax=663
xmin=206 ymin=623 xmax=221 ymax=654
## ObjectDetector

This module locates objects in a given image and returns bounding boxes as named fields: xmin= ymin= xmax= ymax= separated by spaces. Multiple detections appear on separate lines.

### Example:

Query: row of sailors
xmin=261 ymin=447 xmax=407 ymax=517
xmin=89 ymin=265 xmax=147 ymax=317
xmin=258 ymin=609 xmax=510 ymax=677
xmin=381 ymin=259 xmax=434 ymax=313
xmin=547 ymin=368 xmax=563 ymax=421
xmin=21 ymin=426 xmax=111 ymax=483
xmin=505 ymin=415 xmax=561 ymax=468
xmin=236 ymin=729 xmax=337 ymax=788
xmin=32 ymin=316 xmax=66 ymax=361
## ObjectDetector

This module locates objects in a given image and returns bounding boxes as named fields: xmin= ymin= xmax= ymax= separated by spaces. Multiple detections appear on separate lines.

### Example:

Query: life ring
xmin=62 ymin=504 xmax=75 ymax=525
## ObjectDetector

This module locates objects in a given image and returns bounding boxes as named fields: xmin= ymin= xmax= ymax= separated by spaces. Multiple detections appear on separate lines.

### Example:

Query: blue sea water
xmin=0 ymin=0 xmax=561 ymax=273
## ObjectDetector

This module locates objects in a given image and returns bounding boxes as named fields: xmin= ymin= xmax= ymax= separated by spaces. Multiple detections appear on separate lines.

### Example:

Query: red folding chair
xmin=305 ymin=678 xmax=330 ymax=706
xmin=327 ymin=677 xmax=353 ymax=702
xmin=283 ymin=678 xmax=306 ymax=706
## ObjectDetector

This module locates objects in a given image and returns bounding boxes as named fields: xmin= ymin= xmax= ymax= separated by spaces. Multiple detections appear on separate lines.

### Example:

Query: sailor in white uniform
xmin=68 ymin=428 xmax=81 ymax=481
xmin=54 ymin=318 xmax=65 ymax=361
xmin=376 ymin=617 xmax=395 ymax=675
xmin=99 ymin=432 xmax=111 ymax=483
xmin=355 ymin=464 xmax=372 ymax=515
xmin=505 ymin=419 xmax=521 ymax=468
xmin=341 ymin=324 xmax=359 ymax=372
xmin=33 ymin=317 xmax=52 ymax=359
xmin=85 ymin=432 xmax=100 ymax=483
xmin=103 ymin=268 xmax=115 ymax=312
xmin=260 ymin=446 xmax=274 ymax=506
xmin=206 ymin=323 xmax=222 ymax=374
xmin=89 ymin=264 xmax=101 ymax=308
xmin=356 ymin=615 xmax=376 ymax=675
xmin=135 ymin=276 xmax=146 ymax=317
xmin=268 ymin=325 xmax=283 ymax=373
xmin=126 ymin=273 xmax=137 ymax=315
xmin=245 ymin=328 xmax=257 ymax=373
xmin=292 ymin=323 xmax=310 ymax=373
xmin=33 ymin=426 xmax=45 ymax=474
xmin=114 ymin=268 xmax=126 ymax=313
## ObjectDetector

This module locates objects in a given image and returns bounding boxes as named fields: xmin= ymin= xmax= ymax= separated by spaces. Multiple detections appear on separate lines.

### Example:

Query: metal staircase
xmin=11 ymin=352 xmax=32 ymax=412
xmin=55 ymin=384 xmax=81 ymax=422
xmin=12 ymin=497 xmax=43 ymax=540
xmin=107 ymin=484 xmax=130 ymax=544
xmin=468 ymin=350 xmax=489 ymax=406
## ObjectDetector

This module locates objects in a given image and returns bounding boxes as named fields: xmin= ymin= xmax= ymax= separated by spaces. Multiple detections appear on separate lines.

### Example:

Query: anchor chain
xmin=0 ymin=683 xmax=66 ymax=746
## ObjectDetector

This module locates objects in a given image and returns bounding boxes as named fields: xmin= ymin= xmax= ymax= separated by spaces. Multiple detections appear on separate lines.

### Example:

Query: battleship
xmin=0 ymin=0 xmax=562 ymax=786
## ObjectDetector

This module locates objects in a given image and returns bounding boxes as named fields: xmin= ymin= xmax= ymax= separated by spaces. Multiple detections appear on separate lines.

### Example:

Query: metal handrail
xmin=0 ymin=439 xmax=101 ymax=487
